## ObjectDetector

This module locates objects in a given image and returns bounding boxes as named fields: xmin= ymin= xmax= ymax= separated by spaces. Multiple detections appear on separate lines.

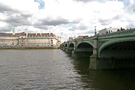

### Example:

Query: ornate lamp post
xmin=95 ymin=26 xmax=97 ymax=35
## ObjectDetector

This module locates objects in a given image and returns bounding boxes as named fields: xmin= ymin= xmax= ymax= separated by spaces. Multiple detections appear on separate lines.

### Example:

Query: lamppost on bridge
xmin=95 ymin=26 xmax=97 ymax=35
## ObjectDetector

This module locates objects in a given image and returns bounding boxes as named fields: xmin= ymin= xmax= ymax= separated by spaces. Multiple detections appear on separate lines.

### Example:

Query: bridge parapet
xmin=98 ymin=28 xmax=135 ymax=39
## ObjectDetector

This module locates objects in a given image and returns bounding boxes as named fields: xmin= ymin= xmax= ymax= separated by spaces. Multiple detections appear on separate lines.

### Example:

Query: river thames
xmin=0 ymin=49 xmax=135 ymax=90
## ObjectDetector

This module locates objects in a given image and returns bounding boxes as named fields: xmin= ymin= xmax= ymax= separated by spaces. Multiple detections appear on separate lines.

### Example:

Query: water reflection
xmin=68 ymin=54 xmax=135 ymax=90
xmin=90 ymin=69 xmax=135 ymax=90
xmin=0 ymin=50 xmax=135 ymax=90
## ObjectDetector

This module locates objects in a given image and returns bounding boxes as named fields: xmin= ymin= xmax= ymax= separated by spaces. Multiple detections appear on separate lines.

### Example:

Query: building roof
xmin=0 ymin=32 xmax=26 ymax=37
xmin=69 ymin=37 xmax=74 ymax=41
xmin=28 ymin=33 xmax=56 ymax=37
xmin=0 ymin=32 xmax=56 ymax=37
xmin=76 ymin=36 xmax=88 ymax=39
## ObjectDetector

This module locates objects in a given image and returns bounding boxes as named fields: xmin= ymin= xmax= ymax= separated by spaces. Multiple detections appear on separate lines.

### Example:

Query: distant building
xmin=69 ymin=37 xmax=74 ymax=41
xmin=0 ymin=32 xmax=60 ymax=48
xmin=76 ymin=36 xmax=88 ymax=39
xmin=98 ymin=27 xmax=120 ymax=35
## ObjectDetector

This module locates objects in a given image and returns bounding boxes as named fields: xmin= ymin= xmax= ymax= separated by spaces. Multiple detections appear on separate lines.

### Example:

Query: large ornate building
xmin=0 ymin=32 xmax=60 ymax=48
xmin=98 ymin=27 xmax=120 ymax=35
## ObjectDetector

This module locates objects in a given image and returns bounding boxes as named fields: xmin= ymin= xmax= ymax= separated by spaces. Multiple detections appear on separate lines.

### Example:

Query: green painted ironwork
xmin=60 ymin=28 xmax=135 ymax=58
xmin=98 ymin=37 xmax=135 ymax=57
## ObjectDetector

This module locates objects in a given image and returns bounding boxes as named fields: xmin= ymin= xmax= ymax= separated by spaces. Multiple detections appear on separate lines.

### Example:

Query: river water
xmin=0 ymin=49 xmax=135 ymax=90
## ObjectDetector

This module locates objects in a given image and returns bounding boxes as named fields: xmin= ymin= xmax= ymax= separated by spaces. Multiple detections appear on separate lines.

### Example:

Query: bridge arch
xmin=76 ymin=42 xmax=94 ymax=53
xmin=69 ymin=43 xmax=74 ymax=48
xmin=76 ymin=41 xmax=94 ymax=48
xmin=62 ymin=44 xmax=64 ymax=48
xmin=65 ymin=43 xmax=68 ymax=48
xmin=99 ymin=38 xmax=135 ymax=57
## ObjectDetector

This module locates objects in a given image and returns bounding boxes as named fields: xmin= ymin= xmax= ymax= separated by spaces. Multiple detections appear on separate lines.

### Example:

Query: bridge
xmin=60 ymin=28 xmax=135 ymax=69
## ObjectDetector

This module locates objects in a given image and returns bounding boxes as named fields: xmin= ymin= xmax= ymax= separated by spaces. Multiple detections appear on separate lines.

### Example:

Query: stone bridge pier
xmin=89 ymin=36 xmax=99 ymax=69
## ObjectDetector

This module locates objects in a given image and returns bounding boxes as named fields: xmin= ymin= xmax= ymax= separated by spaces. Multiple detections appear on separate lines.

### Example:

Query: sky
xmin=0 ymin=0 xmax=135 ymax=42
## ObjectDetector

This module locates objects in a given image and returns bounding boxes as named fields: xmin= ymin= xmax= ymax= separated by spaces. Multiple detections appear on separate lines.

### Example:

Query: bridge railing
xmin=73 ymin=36 xmax=94 ymax=42
xmin=98 ymin=28 xmax=135 ymax=38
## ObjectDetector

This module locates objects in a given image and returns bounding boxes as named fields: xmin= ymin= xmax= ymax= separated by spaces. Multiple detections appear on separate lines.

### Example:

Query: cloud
xmin=119 ymin=0 xmax=129 ymax=6
xmin=99 ymin=19 xmax=112 ymax=25
xmin=126 ymin=0 xmax=135 ymax=13
xmin=0 ymin=21 xmax=9 ymax=28
xmin=0 ymin=0 xmax=39 ymax=14
xmin=73 ymin=0 xmax=94 ymax=3
xmin=0 ymin=9 xmax=32 ymax=28
xmin=0 ymin=21 xmax=12 ymax=32
xmin=0 ymin=3 xmax=17 ymax=13
xmin=41 ymin=18 xmax=70 ymax=26
xmin=34 ymin=17 xmax=80 ymax=30
xmin=126 ymin=23 xmax=135 ymax=28
xmin=69 ymin=24 xmax=89 ymax=31
xmin=34 ymin=0 xmax=45 ymax=9
xmin=0 ymin=1 xmax=36 ymax=32
xmin=34 ymin=25 xmax=49 ymax=30
xmin=0 ymin=0 xmax=135 ymax=42
xmin=0 ymin=28 xmax=11 ymax=33
xmin=5 ymin=14 xmax=31 ymax=26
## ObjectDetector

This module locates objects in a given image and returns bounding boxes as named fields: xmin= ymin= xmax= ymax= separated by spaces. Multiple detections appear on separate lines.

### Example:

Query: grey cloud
xmin=0 ymin=4 xmax=13 ymax=13
xmin=126 ymin=23 xmax=135 ymax=29
xmin=41 ymin=18 xmax=70 ymax=26
xmin=34 ymin=25 xmax=49 ymax=30
xmin=99 ymin=19 xmax=112 ymax=25
xmin=34 ymin=17 xmax=79 ymax=29
xmin=5 ymin=14 xmax=31 ymax=26
xmin=0 ymin=3 xmax=19 ymax=13
xmin=73 ymin=19 xmax=81 ymax=23
xmin=0 ymin=3 xmax=32 ymax=27
xmin=0 ymin=29 xmax=11 ymax=33
xmin=82 ymin=30 xmax=95 ymax=34
xmin=33 ymin=18 xmax=81 ymax=30
xmin=113 ymin=15 xmax=121 ymax=20
xmin=0 ymin=3 xmax=32 ymax=16
xmin=69 ymin=26 xmax=77 ymax=31
xmin=69 ymin=24 xmax=88 ymax=31
xmin=126 ymin=2 xmax=135 ymax=13
xmin=0 ymin=26 xmax=12 ymax=33
xmin=73 ymin=0 xmax=94 ymax=3
xmin=21 ymin=13 xmax=32 ymax=18
xmin=78 ymin=24 xmax=88 ymax=30
xmin=33 ymin=17 xmax=70 ymax=30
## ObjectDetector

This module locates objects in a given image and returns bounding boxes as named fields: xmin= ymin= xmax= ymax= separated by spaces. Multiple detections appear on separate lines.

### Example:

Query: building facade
xmin=76 ymin=36 xmax=88 ymax=39
xmin=0 ymin=32 xmax=60 ymax=48
xmin=98 ymin=27 xmax=120 ymax=35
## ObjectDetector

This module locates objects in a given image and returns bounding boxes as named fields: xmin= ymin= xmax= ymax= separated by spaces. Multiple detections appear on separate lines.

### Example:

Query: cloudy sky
xmin=0 ymin=0 xmax=135 ymax=42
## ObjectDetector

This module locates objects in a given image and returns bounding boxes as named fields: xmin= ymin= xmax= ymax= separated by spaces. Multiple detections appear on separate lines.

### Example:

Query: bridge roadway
xmin=60 ymin=28 xmax=135 ymax=69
